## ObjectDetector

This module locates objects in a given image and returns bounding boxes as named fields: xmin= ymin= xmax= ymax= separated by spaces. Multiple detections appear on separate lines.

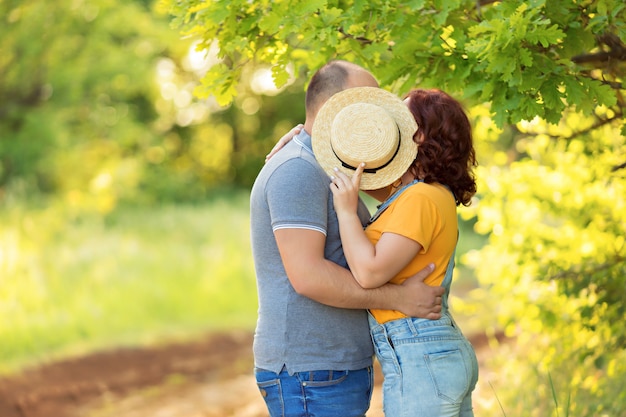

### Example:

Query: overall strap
xmin=436 ymin=183 xmax=458 ymax=312
xmin=368 ymin=180 xmax=459 ymax=312
xmin=367 ymin=179 xmax=422 ymax=226
xmin=441 ymin=234 xmax=458 ymax=311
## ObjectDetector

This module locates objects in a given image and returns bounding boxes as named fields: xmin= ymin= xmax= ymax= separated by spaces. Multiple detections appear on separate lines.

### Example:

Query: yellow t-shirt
xmin=366 ymin=182 xmax=457 ymax=324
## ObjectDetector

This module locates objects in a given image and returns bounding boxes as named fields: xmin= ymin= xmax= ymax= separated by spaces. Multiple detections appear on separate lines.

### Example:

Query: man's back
xmin=250 ymin=131 xmax=373 ymax=375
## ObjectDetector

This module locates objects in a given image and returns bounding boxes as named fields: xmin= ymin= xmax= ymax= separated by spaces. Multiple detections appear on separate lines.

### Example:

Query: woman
xmin=267 ymin=87 xmax=479 ymax=416
xmin=327 ymin=88 xmax=479 ymax=417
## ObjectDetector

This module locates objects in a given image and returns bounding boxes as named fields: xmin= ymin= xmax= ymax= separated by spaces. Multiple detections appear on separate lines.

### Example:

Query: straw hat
xmin=312 ymin=87 xmax=418 ymax=190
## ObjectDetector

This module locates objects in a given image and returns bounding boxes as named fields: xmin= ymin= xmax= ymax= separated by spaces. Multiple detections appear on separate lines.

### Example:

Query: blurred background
xmin=0 ymin=0 xmax=311 ymax=373
xmin=1 ymin=1 xmax=625 ymax=416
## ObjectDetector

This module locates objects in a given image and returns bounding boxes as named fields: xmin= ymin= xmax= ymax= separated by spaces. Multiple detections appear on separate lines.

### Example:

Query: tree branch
xmin=573 ymin=111 xmax=622 ymax=138
xmin=549 ymin=256 xmax=625 ymax=281
xmin=337 ymin=27 xmax=373 ymax=45
xmin=540 ymin=110 xmax=624 ymax=141
xmin=513 ymin=109 xmax=625 ymax=172
xmin=612 ymin=161 xmax=626 ymax=172
xmin=571 ymin=33 xmax=626 ymax=65
xmin=477 ymin=0 xmax=500 ymax=6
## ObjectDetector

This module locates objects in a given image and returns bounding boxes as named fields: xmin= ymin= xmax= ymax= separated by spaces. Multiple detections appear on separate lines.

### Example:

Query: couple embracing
xmin=250 ymin=60 xmax=479 ymax=417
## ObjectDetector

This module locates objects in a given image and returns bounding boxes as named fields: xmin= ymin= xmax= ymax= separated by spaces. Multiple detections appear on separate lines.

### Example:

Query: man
xmin=250 ymin=60 xmax=444 ymax=417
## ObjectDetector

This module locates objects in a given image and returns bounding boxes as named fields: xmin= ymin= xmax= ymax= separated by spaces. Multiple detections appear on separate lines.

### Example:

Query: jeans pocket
xmin=300 ymin=370 xmax=349 ymax=387
xmin=300 ymin=368 xmax=372 ymax=417
xmin=371 ymin=332 xmax=401 ymax=376
xmin=255 ymin=370 xmax=284 ymax=417
xmin=424 ymin=348 xmax=470 ymax=404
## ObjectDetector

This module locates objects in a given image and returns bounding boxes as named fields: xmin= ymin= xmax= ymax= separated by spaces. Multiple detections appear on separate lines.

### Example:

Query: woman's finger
xmin=352 ymin=162 xmax=365 ymax=189
xmin=332 ymin=168 xmax=353 ymax=188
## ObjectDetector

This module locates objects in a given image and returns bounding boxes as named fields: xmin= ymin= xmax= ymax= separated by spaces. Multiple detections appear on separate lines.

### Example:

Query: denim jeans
xmin=255 ymin=366 xmax=373 ymax=417
xmin=369 ymin=313 xmax=479 ymax=417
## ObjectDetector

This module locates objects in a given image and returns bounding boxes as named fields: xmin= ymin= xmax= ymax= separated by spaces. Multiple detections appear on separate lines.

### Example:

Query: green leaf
xmin=258 ymin=11 xmax=283 ymax=33
xmin=298 ymin=0 xmax=328 ymax=14
xmin=404 ymin=0 xmax=427 ymax=11
xmin=518 ymin=48 xmax=534 ymax=68
xmin=271 ymin=63 xmax=290 ymax=88
xmin=562 ymin=77 xmax=585 ymax=107
xmin=540 ymin=78 xmax=564 ymax=112
xmin=194 ymin=63 xmax=239 ymax=106
xmin=203 ymin=2 xmax=230 ymax=26
xmin=588 ymin=81 xmax=617 ymax=108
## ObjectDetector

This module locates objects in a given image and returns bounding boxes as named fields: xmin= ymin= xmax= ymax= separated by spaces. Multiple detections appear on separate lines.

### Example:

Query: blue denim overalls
xmin=367 ymin=180 xmax=480 ymax=417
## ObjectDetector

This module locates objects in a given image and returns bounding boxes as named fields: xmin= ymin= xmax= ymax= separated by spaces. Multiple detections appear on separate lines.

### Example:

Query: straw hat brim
xmin=312 ymin=87 xmax=418 ymax=190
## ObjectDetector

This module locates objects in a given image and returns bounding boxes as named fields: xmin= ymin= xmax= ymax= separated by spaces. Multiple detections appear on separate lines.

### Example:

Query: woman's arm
xmin=275 ymin=227 xmax=439 ymax=317
xmin=265 ymin=124 xmax=303 ymax=162
xmin=331 ymin=165 xmax=421 ymax=289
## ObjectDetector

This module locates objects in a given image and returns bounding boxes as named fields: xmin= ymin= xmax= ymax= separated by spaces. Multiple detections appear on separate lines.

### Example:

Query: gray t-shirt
xmin=250 ymin=130 xmax=374 ymax=375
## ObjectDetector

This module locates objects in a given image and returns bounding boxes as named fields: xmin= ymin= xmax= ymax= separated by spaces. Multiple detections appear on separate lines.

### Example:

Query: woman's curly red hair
xmin=404 ymin=89 xmax=477 ymax=206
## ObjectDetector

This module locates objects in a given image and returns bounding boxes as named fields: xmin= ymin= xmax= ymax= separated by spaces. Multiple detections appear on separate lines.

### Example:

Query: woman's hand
xmin=265 ymin=124 xmax=303 ymax=162
xmin=330 ymin=163 xmax=365 ymax=216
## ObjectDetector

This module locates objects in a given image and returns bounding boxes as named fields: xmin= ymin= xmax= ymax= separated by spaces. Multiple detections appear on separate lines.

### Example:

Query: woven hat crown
xmin=312 ymin=87 xmax=418 ymax=190
xmin=330 ymin=102 xmax=400 ymax=171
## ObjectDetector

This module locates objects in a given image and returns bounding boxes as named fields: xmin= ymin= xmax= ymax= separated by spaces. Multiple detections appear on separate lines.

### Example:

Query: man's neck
xmin=303 ymin=119 xmax=314 ymax=135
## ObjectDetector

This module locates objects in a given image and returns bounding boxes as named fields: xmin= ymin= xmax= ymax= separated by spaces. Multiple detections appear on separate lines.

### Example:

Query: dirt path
xmin=0 ymin=330 xmax=505 ymax=417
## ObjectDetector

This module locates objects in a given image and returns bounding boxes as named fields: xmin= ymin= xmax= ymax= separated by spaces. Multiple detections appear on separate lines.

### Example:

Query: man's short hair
xmin=305 ymin=61 xmax=354 ymax=116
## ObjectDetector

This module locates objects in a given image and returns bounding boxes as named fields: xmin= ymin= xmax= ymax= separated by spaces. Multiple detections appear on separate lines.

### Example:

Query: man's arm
xmin=275 ymin=228 xmax=443 ymax=319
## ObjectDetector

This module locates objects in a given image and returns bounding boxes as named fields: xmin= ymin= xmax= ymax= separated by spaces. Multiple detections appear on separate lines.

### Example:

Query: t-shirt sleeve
xmin=265 ymin=159 xmax=329 ymax=235
xmin=382 ymin=188 xmax=440 ymax=253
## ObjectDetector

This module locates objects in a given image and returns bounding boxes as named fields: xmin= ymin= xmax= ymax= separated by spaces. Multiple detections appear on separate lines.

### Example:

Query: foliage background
xmin=154 ymin=0 xmax=626 ymax=414
xmin=2 ymin=0 xmax=625 ymax=416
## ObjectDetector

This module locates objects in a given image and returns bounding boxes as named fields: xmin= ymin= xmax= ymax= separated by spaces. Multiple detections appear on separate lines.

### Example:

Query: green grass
xmin=1 ymin=190 xmax=486 ymax=375
xmin=0 ymin=191 xmax=258 ymax=374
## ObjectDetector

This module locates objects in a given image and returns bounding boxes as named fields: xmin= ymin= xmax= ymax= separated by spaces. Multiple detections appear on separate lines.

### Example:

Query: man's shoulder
xmin=262 ymin=151 xmax=327 ymax=187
